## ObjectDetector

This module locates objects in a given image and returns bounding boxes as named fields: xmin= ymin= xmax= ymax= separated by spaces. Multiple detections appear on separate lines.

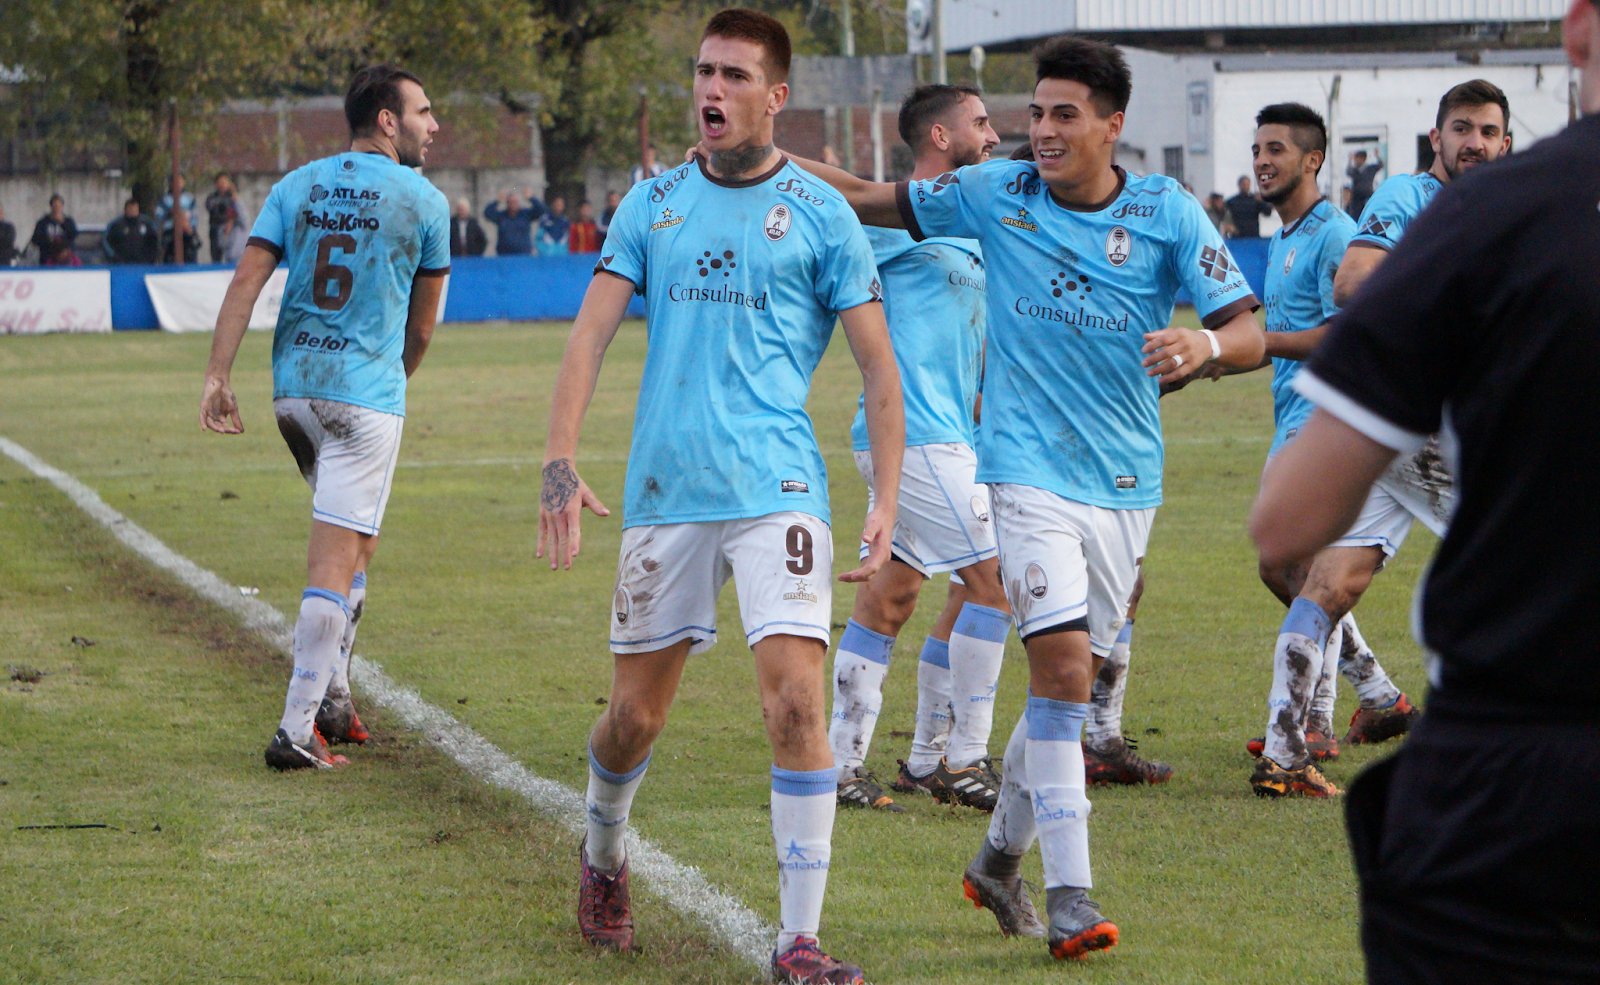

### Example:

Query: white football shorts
xmin=609 ymin=511 xmax=833 ymax=656
xmin=990 ymin=483 xmax=1154 ymax=657
xmin=1271 ymin=434 xmax=1454 ymax=559
xmin=274 ymin=397 xmax=403 ymax=536
xmin=853 ymin=442 xmax=998 ymax=576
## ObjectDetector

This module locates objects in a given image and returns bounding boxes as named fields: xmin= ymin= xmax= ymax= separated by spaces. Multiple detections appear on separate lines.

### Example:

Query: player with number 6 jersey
xmin=198 ymin=64 xmax=449 ymax=772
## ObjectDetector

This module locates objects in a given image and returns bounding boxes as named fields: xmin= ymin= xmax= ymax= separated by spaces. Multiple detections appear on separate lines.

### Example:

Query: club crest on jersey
xmin=1105 ymin=226 xmax=1131 ymax=266
xmin=1001 ymin=208 xmax=1038 ymax=232
xmin=1199 ymin=245 xmax=1238 ymax=282
xmin=1025 ymin=562 xmax=1048 ymax=599
xmin=1284 ymin=247 xmax=1297 ymax=274
xmin=764 ymin=204 xmax=791 ymax=241
xmin=650 ymin=207 xmax=685 ymax=231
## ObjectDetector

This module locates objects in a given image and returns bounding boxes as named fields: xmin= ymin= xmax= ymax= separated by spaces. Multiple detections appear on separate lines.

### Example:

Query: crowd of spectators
xmin=459 ymin=186 xmax=615 ymax=258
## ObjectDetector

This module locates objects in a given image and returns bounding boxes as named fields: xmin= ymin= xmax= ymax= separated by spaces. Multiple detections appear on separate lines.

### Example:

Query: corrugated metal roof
xmin=942 ymin=0 xmax=1567 ymax=48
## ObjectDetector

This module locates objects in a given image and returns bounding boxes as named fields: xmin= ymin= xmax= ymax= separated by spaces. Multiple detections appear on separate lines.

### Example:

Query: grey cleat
xmin=961 ymin=841 xmax=1046 ymax=938
xmin=1045 ymin=886 xmax=1119 ymax=960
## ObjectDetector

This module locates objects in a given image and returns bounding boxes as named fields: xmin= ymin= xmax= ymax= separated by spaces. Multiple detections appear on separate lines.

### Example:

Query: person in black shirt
xmin=205 ymin=173 xmax=242 ymax=263
xmin=0 ymin=203 xmax=16 ymax=265
xmin=1224 ymin=174 xmax=1272 ymax=237
xmin=104 ymin=198 xmax=161 ymax=264
xmin=1251 ymin=3 xmax=1600 ymax=979
xmin=1344 ymin=149 xmax=1383 ymax=218
xmin=449 ymin=198 xmax=486 ymax=256
xmin=32 ymin=195 xmax=78 ymax=266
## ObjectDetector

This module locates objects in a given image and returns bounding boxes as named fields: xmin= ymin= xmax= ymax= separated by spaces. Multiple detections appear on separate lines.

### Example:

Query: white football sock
xmin=326 ymin=571 xmax=366 ymax=702
xmin=985 ymin=709 xmax=1036 ymax=857
xmin=584 ymin=743 xmax=649 ymax=876
xmin=1336 ymin=614 xmax=1403 ymax=708
xmin=946 ymin=603 xmax=1008 ymax=769
xmin=827 ymin=620 xmax=894 ymax=779
xmin=1308 ymin=618 xmax=1343 ymax=736
xmin=1026 ymin=696 xmax=1093 ymax=889
xmin=1263 ymin=598 xmax=1333 ymax=766
xmin=907 ymin=637 xmax=952 ymax=777
xmin=1084 ymin=618 xmax=1133 ymax=753
xmin=279 ymin=589 xmax=348 ymax=745
xmin=772 ymin=766 xmax=836 ymax=952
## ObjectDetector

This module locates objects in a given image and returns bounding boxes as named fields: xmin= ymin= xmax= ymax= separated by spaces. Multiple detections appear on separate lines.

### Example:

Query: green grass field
xmin=0 ymin=319 xmax=1433 ymax=984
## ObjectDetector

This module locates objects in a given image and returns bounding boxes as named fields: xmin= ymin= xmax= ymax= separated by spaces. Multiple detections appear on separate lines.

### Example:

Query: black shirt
xmin=1224 ymin=192 xmax=1272 ymax=237
xmin=0 ymin=221 xmax=14 ymax=263
xmin=105 ymin=214 xmax=161 ymax=264
xmin=32 ymin=214 xmax=77 ymax=264
xmin=1305 ymin=114 xmax=1600 ymax=722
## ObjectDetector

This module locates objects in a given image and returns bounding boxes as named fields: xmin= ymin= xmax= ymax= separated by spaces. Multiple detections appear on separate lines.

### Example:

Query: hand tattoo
xmin=710 ymin=143 xmax=773 ymax=179
xmin=541 ymin=458 xmax=579 ymax=512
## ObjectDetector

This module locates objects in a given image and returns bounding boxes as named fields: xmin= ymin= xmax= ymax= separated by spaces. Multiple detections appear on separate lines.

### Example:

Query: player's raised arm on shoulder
xmin=1332 ymin=244 xmax=1385 ymax=307
xmin=781 ymin=154 xmax=904 ymax=229
xmin=537 ymin=271 xmax=632 ymax=571
xmin=199 ymin=242 xmax=279 ymax=434
xmin=837 ymin=299 xmax=904 ymax=583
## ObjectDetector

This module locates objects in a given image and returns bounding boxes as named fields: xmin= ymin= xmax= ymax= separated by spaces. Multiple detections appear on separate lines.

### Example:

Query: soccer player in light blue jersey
xmin=820 ymin=83 xmax=1018 ymax=819
xmin=537 ymin=12 xmax=901 ymax=983
xmin=783 ymin=37 xmax=1266 ymax=961
xmin=199 ymin=65 xmax=449 ymax=771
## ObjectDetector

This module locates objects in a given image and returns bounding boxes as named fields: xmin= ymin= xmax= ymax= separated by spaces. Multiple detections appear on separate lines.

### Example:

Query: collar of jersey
xmin=1278 ymin=197 xmax=1329 ymax=238
xmin=695 ymin=152 xmax=789 ymax=188
xmin=1044 ymin=165 xmax=1128 ymax=214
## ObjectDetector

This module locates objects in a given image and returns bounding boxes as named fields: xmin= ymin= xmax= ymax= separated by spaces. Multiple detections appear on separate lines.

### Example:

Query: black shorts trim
xmin=1022 ymin=616 xmax=1089 ymax=642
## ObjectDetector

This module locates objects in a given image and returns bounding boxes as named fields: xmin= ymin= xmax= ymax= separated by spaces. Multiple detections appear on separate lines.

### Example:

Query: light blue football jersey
xmin=599 ymin=156 xmax=880 ymax=528
xmin=849 ymin=227 xmax=985 ymax=452
xmin=1349 ymin=171 xmax=1442 ymax=251
xmin=900 ymin=161 xmax=1259 ymax=509
xmin=1264 ymin=198 xmax=1356 ymax=454
xmin=250 ymin=152 xmax=450 ymax=417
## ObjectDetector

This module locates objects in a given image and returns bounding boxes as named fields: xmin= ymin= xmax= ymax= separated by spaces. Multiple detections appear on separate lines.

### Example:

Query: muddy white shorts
xmin=273 ymin=397 xmax=404 ymax=536
xmin=853 ymin=442 xmax=998 ymax=576
xmin=990 ymin=483 xmax=1154 ymax=656
xmin=609 ymin=511 xmax=834 ymax=656
xmin=1334 ymin=438 xmax=1455 ymax=557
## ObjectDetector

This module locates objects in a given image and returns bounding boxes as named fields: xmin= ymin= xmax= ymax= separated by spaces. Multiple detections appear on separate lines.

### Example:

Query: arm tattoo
xmin=710 ymin=143 xmax=774 ymax=179
xmin=541 ymin=458 xmax=579 ymax=512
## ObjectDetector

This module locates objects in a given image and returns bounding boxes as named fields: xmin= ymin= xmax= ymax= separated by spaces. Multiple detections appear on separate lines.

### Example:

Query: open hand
xmin=199 ymin=376 xmax=243 ymax=434
xmin=538 ymin=458 xmax=611 ymax=571
xmin=839 ymin=506 xmax=893 ymax=583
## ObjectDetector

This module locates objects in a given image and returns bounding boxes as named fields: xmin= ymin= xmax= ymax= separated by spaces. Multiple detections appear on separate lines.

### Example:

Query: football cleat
xmin=264 ymin=727 xmax=348 ymax=770
xmin=578 ymin=839 xmax=634 ymax=951
xmin=922 ymin=757 xmax=1001 ymax=811
xmin=1045 ymin=887 xmax=1119 ymax=960
xmin=962 ymin=850 xmax=1046 ymax=938
xmin=1244 ymin=730 xmax=1339 ymax=762
xmin=315 ymin=695 xmax=370 ymax=745
xmin=1250 ymin=757 xmax=1341 ymax=798
xmin=890 ymin=759 xmax=944 ymax=799
xmin=770 ymin=936 xmax=866 ymax=984
xmin=1083 ymin=735 xmax=1173 ymax=785
xmin=1343 ymin=693 xmax=1420 ymax=745
xmin=836 ymin=766 xmax=906 ymax=813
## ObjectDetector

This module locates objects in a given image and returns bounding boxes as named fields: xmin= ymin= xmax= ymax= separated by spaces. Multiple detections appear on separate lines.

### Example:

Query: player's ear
xmin=1428 ymin=127 xmax=1443 ymax=154
xmin=1103 ymin=110 xmax=1125 ymax=143
xmin=1306 ymin=148 xmax=1325 ymax=176
xmin=767 ymin=81 xmax=789 ymax=117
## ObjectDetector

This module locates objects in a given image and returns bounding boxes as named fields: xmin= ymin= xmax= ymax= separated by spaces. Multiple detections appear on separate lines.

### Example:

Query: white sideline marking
xmin=0 ymin=435 xmax=775 ymax=969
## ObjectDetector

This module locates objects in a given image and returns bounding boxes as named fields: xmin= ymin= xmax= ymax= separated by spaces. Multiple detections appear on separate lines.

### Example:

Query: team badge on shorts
xmin=1105 ymin=225 xmax=1131 ymax=266
xmin=764 ymin=204 xmax=792 ymax=241
xmin=970 ymin=495 xmax=990 ymax=522
xmin=1025 ymin=562 xmax=1049 ymax=599
xmin=613 ymin=588 xmax=631 ymax=626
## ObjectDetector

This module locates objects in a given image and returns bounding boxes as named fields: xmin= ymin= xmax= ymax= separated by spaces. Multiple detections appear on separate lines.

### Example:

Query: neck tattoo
xmin=710 ymin=143 xmax=773 ymax=179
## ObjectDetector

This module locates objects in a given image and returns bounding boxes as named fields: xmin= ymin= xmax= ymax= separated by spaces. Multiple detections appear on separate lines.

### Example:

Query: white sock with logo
xmin=772 ymin=766 xmax=836 ymax=952
xmin=985 ymin=709 xmax=1037 ymax=857
xmin=827 ymin=620 xmax=894 ymax=780
xmin=584 ymin=744 xmax=650 ymax=876
xmin=1084 ymin=619 xmax=1133 ymax=753
xmin=325 ymin=571 xmax=366 ymax=703
xmin=1337 ymin=614 xmax=1403 ymax=708
xmin=907 ymin=637 xmax=953 ymax=777
xmin=946 ymin=603 xmax=1008 ymax=769
xmin=1263 ymin=598 xmax=1333 ymax=766
xmin=1026 ymin=696 xmax=1093 ymax=889
xmin=279 ymin=588 xmax=348 ymax=745
xmin=1308 ymin=618 xmax=1343 ymax=737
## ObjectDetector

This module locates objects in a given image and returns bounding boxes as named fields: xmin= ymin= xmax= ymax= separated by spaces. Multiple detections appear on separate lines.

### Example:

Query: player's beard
xmin=394 ymin=126 xmax=427 ymax=168
xmin=1442 ymin=148 xmax=1487 ymax=179
xmin=949 ymin=141 xmax=987 ymax=169
xmin=1258 ymin=170 xmax=1303 ymax=206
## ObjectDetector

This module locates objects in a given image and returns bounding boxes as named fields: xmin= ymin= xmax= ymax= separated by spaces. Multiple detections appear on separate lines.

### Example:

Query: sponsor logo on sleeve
xmin=868 ymin=277 xmax=882 ymax=302
xmin=1000 ymin=207 xmax=1038 ymax=232
xmin=764 ymin=204 xmax=792 ymax=241
xmin=1105 ymin=226 xmax=1131 ymax=266
xmin=1198 ymin=244 xmax=1238 ymax=282
xmin=1357 ymin=215 xmax=1392 ymax=239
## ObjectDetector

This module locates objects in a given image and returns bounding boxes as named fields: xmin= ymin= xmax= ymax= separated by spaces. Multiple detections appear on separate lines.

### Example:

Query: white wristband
xmin=1199 ymin=328 xmax=1222 ymax=362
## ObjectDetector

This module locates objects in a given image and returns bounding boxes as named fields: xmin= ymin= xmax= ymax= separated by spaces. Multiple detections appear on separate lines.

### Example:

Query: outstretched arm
xmin=537 ymin=272 xmax=633 ymax=570
xmin=775 ymin=153 xmax=905 ymax=229
xmin=836 ymin=300 xmax=904 ymax=583
xmin=199 ymin=244 xmax=279 ymax=433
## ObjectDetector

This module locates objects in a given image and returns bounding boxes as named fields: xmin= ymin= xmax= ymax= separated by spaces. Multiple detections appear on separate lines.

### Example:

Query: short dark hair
xmin=124 ymin=197 xmax=138 ymax=208
xmin=345 ymin=65 xmax=422 ymax=137
xmin=897 ymin=84 xmax=982 ymax=151
xmin=1254 ymin=102 xmax=1328 ymax=166
xmin=1436 ymin=79 xmax=1509 ymax=130
xmin=703 ymin=9 xmax=791 ymax=84
xmin=1010 ymin=142 xmax=1034 ymax=161
xmin=1032 ymin=36 xmax=1131 ymax=117
xmin=49 ymin=193 xmax=63 ymax=205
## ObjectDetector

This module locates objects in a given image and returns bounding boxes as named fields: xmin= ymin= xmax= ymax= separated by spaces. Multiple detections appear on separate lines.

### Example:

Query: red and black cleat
xmin=316 ymin=696 xmax=370 ymax=745
xmin=263 ymin=727 xmax=348 ymax=770
xmin=1343 ymin=693 xmax=1421 ymax=745
xmin=770 ymin=936 xmax=866 ymax=984
xmin=578 ymin=839 xmax=634 ymax=951
xmin=1084 ymin=736 xmax=1173 ymax=785
xmin=1245 ymin=730 xmax=1339 ymax=762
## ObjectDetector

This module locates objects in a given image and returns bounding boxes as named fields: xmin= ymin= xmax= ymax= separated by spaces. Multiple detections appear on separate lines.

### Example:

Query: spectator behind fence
xmin=1345 ymin=149 xmax=1384 ymax=218
xmin=0 ymin=203 xmax=16 ymax=265
xmin=220 ymin=204 xmax=249 ymax=263
xmin=628 ymin=145 xmax=666 ymax=186
xmin=1225 ymin=174 xmax=1272 ymax=238
xmin=484 ymin=188 xmax=543 ymax=255
xmin=597 ymin=190 xmax=621 ymax=247
xmin=536 ymin=195 xmax=570 ymax=255
xmin=450 ymin=198 xmax=487 ymax=256
xmin=205 ymin=173 xmax=244 ymax=263
xmin=32 ymin=194 xmax=79 ymax=266
xmin=568 ymin=200 xmax=601 ymax=253
xmin=1205 ymin=192 xmax=1237 ymax=236
xmin=104 ymin=198 xmax=160 ymax=264
xmin=157 ymin=174 xmax=200 ymax=263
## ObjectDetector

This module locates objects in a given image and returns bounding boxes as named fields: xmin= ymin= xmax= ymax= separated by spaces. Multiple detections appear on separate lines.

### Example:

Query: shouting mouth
xmin=701 ymin=106 xmax=728 ymax=139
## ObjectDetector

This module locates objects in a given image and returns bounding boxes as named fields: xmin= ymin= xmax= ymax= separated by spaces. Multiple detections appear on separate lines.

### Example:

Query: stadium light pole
xmin=934 ymin=0 xmax=947 ymax=85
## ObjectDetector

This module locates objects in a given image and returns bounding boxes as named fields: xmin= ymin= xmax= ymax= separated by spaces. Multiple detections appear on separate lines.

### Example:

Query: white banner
xmin=0 ymin=270 xmax=112 ymax=334
xmin=144 ymin=268 xmax=288 ymax=333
